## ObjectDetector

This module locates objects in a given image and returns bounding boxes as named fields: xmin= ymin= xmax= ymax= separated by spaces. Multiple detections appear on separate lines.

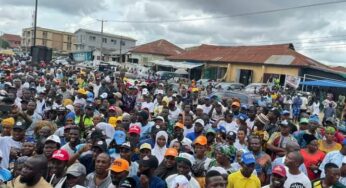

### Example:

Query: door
xmin=239 ymin=69 xmax=253 ymax=85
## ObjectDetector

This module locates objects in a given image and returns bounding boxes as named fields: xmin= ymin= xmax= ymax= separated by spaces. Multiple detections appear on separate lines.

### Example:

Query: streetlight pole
xmin=33 ymin=0 xmax=38 ymax=47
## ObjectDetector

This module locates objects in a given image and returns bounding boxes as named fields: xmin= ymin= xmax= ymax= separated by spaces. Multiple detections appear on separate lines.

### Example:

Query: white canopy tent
xmin=174 ymin=68 xmax=189 ymax=75
xmin=150 ymin=60 xmax=204 ymax=69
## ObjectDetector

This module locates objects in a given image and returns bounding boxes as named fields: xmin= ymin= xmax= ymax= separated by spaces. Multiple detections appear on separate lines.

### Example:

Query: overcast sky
xmin=0 ymin=0 xmax=346 ymax=66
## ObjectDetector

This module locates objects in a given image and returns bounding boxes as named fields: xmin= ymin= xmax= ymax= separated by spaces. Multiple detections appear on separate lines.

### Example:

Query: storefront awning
xmin=150 ymin=60 xmax=204 ymax=69
xmin=300 ymin=79 xmax=346 ymax=88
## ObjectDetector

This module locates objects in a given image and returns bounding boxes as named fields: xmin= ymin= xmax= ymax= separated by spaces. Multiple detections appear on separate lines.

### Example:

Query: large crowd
xmin=0 ymin=56 xmax=345 ymax=188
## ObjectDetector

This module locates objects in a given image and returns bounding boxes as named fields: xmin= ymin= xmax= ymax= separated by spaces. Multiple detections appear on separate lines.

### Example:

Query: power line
xmin=106 ymin=0 xmax=346 ymax=23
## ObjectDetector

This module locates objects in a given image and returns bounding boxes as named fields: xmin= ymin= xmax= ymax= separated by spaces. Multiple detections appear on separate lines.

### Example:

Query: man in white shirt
xmin=0 ymin=122 xmax=25 ymax=169
xmin=166 ymin=153 xmax=200 ymax=188
xmin=202 ymin=97 xmax=213 ymax=114
xmin=168 ymin=101 xmax=181 ymax=123
xmin=284 ymin=151 xmax=311 ymax=188
xmin=141 ymin=94 xmax=154 ymax=114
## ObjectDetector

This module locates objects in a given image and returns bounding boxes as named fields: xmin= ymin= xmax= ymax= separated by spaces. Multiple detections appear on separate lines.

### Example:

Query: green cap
xmin=206 ymin=128 xmax=216 ymax=135
xmin=300 ymin=118 xmax=309 ymax=124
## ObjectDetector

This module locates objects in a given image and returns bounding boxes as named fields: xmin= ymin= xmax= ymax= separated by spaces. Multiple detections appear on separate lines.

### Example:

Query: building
xmin=167 ymin=43 xmax=346 ymax=84
xmin=22 ymin=27 xmax=76 ymax=54
xmin=74 ymin=29 xmax=136 ymax=61
xmin=129 ymin=39 xmax=184 ymax=65
xmin=0 ymin=34 xmax=21 ymax=48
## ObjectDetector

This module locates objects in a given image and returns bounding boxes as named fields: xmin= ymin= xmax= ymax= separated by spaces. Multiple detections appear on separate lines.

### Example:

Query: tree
xmin=0 ymin=38 xmax=10 ymax=49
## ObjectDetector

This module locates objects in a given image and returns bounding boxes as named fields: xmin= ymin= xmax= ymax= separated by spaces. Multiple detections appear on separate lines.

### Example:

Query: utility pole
xmin=119 ymin=36 xmax=122 ymax=63
xmin=33 ymin=0 xmax=38 ymax=47
xmin=96 ymin=19 xmax=107 ymax=61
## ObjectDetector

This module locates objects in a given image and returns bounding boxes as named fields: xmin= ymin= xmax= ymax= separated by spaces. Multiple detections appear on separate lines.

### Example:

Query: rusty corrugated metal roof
xmin=167 ymin=43 xmax=330 ymax=69
xmin=130 ymin=39 xmax=185 ymax=56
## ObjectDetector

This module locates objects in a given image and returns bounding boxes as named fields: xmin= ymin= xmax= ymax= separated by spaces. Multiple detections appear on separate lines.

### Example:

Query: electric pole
xmin=33 ymin=0 xmax=38 ymax=47
xmin=119 ymin=36 xmax=122 ymax=63
xmin=96 ymin=19 xmax=107 ymax=61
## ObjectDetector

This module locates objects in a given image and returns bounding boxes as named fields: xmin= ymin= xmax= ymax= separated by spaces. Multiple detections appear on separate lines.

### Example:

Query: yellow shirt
xmin=227 ymin=170 xmax=261 ymax=188
xmin=11 ymin=176 xmax=52 ymax=188
xmin=318 ymin=140 xmax=342 ymax=153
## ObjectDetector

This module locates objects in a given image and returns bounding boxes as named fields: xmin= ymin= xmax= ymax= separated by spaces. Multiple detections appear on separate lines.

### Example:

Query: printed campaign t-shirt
xmin=284 ymin=171 xmax=312 ymax=188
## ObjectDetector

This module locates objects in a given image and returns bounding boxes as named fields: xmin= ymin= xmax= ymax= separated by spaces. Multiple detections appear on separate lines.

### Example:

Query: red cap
xmin=52 ymin=149 xmax=70 ymax=161
xmin=129 ymin=125 xmax=141 ymax=135
xmin=272 ymin=165 xmax=286 ymax=177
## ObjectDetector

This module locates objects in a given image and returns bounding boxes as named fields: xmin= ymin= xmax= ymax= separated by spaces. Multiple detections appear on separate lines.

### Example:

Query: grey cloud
xmin=0 ymin=0 xmax=107 ymax=15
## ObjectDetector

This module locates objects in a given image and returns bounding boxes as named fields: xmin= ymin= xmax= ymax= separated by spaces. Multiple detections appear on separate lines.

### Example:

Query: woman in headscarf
xmin=65 ymin=112 xmax=76 ymax=125
xmin=209 ymin=144 xmax=234 ymax=174
xmin=152 ymin=131 xmax=168 ymax=164
xmin=318 ymin=126 xmax=342 ymax=153
xmin=300 ymin=134 xmax=326 ymax=180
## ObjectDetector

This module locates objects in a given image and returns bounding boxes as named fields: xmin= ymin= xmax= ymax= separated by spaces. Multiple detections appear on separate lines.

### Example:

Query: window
xmin=42 ymin=40 xmax=47 ymax=46
xmin=121 ymin=41 xmax=126 ymax=46
xmin=111 ymin=39 xmax=117 ymax=44
xmin=27 ymin=31 xmax=30 ymax=37
xmin=43 ymin=31 xmax=48 ymax=39
xmin=67 ymin=36 xmax=72 ymax=42
xmin=67 ymin=44 xmax=71 ymax=50
xmin=89 ymin=36 xmax=96 ymax=41
xmin=102 ymin=38 xmax=107 ymax=43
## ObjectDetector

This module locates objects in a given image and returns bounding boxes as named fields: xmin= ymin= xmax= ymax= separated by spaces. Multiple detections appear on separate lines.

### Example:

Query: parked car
xmin=214 ymin=82 xmax=245 ymax=91
xmin=244 ymin=83 xmax=268 ymax=94
xmin=155 ymin=71 xmax=179 ymax=80
xmin=209 ymin=91 xmax=259 ymax=106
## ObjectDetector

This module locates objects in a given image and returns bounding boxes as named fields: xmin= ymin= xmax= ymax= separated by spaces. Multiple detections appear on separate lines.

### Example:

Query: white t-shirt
xmin=300 ymin=97 xmax=308 ymax=110
xmin=141 ymin=102 xmax=155 ymax=113
xmin=169 ymin=108 xmax=181 ymax=122
xmin=202 ymin=105 xmax=213 ymax=114
xmin=246 ymin=119 xmax=255 ymax=133
xmin=217 ymin=120 xmax=239 ymax=133
xmin=284 ymin=171 xmax=311 ymax=188
xmin=312 ymin=102 xmax=320 ymax=115
xmin=166 ymin=174 xmax=201 ymax=188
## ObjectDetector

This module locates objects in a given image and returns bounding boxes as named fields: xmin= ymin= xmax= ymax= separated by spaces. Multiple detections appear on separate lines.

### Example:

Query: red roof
xmin=330 ymin=66 xmax=346 ymax=73
xmin=167 ymin=43 xmax=330 ymax=69
xmin=130 ymin=39 xmax=184 ymax=56
xmin=1 ymin=34 xmax=21 ymax=48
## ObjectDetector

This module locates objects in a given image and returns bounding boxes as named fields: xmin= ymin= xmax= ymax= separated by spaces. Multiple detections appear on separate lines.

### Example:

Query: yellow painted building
xmin=203 ymin=62 xmax=300 ymax=83
xmin=22 ymin=27 xmax=76 ymax=54
xmin=167 ymin=44 xmax=320 ymax=85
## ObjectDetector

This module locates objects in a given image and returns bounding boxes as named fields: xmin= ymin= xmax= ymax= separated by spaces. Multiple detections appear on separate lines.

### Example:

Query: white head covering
xmin=152 ymin=131 xmax=168 ymax=164
xmin=96 ymin=122 xmax=115 ymax=139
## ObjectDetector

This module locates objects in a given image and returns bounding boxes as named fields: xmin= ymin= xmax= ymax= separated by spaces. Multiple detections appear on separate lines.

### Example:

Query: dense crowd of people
xmin=0 ymin=56 xmax=345 ymax=188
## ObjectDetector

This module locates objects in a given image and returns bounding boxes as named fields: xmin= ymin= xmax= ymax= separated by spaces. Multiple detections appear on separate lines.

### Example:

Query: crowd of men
xmin=0 ymin=56 xmax=345 ymax=188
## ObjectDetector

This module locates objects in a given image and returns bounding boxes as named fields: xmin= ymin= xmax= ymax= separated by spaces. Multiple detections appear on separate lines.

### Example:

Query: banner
xmin=285 ymin=75 xmax=301 ymax=89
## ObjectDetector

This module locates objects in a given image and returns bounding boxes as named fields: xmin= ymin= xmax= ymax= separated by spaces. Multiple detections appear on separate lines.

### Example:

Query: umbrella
xmin=0 ymin=49 xmax=15 ymax=56
xmin=174 ymin=68 xmax=189 ymax=75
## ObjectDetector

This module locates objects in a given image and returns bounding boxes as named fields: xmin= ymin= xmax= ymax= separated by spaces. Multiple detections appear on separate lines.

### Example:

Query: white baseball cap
xmin=45 ymin=135 xmax=61 ymax=145
xmin=176 ymin=153 xmax=195 ymax=167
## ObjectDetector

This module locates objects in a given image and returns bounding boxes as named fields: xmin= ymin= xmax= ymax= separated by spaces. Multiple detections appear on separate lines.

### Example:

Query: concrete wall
xmin=206 ymin=62 xmax=300 ymax=83
xmin=131 ymin=52 xmax=166 ymax=65
xmin=22 ymin=27 xmax=75 ymax=53
xmin=75 ymin=30 xmax=136 ymax=52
